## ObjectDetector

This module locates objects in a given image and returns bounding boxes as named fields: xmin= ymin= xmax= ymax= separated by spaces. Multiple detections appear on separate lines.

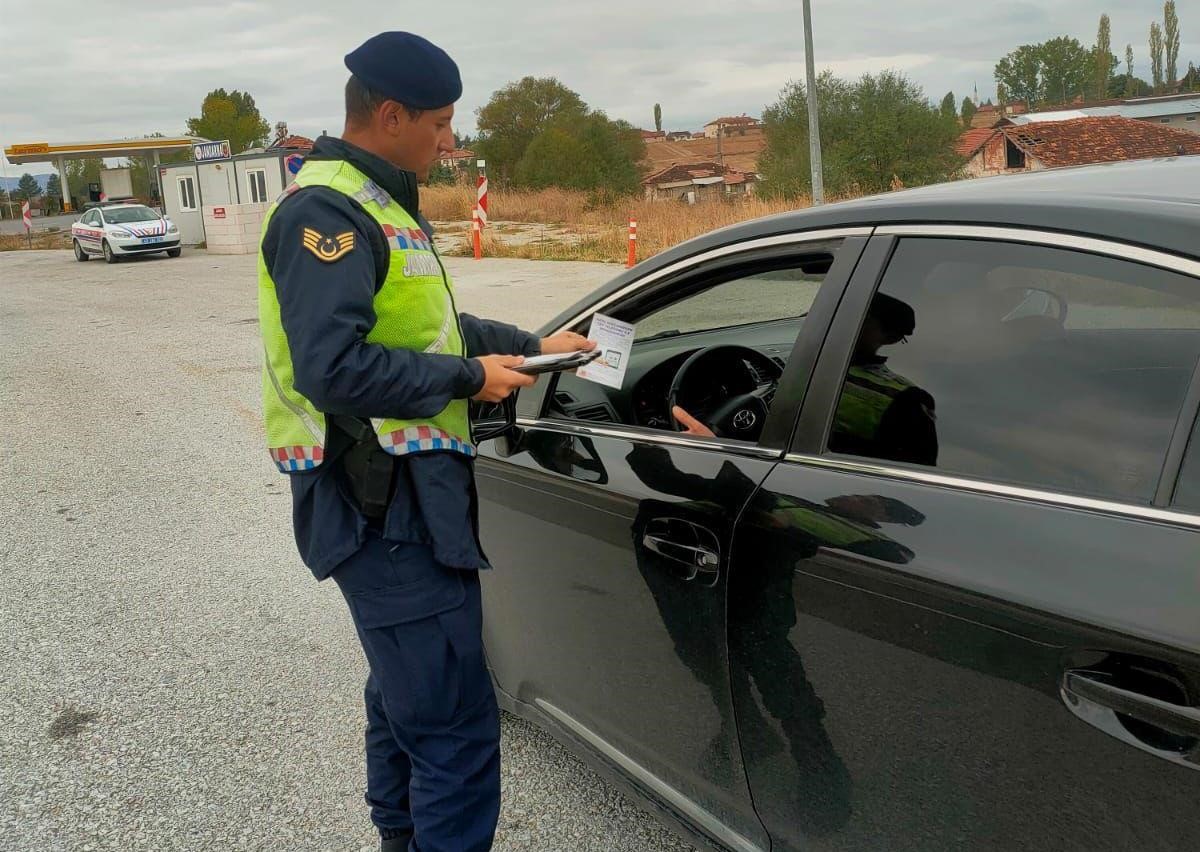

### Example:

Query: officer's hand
xmin=672 ymin=406 xmax=715 ymax=438
xmin=540 ymin=331 xmax=596 ymax=355
xmin=473 ymin=355 xmax=536 ymax=402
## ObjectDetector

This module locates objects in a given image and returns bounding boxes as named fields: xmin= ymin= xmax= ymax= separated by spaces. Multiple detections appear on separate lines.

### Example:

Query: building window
xmin=1005 ymin=138 xmax=1026 ymax=169
xmin=1187 ymin=115 xmax=1196 ymax=122
xmin=177 ymin=176 xmax=197 ymax=211
xmin=247 ymin=169 xmax=268 ymax=204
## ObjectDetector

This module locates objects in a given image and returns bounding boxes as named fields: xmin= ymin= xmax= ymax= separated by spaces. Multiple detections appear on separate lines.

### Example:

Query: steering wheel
xmin=667 ymin=345 xmax=783 ymax=440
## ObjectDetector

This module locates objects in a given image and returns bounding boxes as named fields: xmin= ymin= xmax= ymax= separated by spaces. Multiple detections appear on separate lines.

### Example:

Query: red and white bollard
xmin=473 ymin=159 xmax=488 ymax=260
xmin=626 ymin=216 xmax=638 ymax=268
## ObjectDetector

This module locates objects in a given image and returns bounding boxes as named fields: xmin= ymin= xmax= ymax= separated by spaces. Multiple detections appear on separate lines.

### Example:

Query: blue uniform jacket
xmin=262 ymin=136 xmax=540 ymax=579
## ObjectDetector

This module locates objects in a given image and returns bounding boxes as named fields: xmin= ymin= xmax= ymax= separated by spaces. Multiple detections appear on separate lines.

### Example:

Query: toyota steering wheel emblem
xmin=732 ymin=409 xmax=757 ymax=431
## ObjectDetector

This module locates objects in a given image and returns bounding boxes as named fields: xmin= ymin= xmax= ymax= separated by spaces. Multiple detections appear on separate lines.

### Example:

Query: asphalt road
xmin=0 ymin=212 xmax=80 ymax=235
xmin=0 ymin=248 xmax=696 ymax=852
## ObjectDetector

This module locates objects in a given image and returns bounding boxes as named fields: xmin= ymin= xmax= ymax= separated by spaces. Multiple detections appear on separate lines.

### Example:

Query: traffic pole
xmin=626 ymin=216 xmax=638 ymax=268
xmin=22 ymin=200 xmax=31 ymax=248
xmin=473 ymin=159 xmax=487 ymax=260
xmin=472 ymin=209 xmax=482 ymax=260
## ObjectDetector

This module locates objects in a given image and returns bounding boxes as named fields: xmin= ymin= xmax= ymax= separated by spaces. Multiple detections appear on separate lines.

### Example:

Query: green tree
xmin=939 ymin=91 xmax=957 ymax=121
xmin=960 ymin=96 xmax=977 ymax=126
xmin=1165 ymin=1 xmax=1181 ymax=85
xmin=1110 ymin=72 xmax=1150 ymax=98
xmin=1094 ymin=14 xmax=1113 ymax=99
xmin=1125 ymin=44 xmax=1136 ymax=95
xmin=474 ymin=77 xmax=588 ymax=184
xmin=425 ymin=161 xmax=458 ymax=186
xmin=760 ymin=70 xmax=962 ymax=200
xmin=65 ymin=157 xmax=103 ymax=207
xmin=186 ymin=88 xmax=270 ymax=155
xmin=995 ymin=44 xmax=1043 ymax=109
xmin=513 ymin=112 xmax=644 ymax=194
xmin=14 ymin=172 xmax=42 ymax=202
xmin=1150 ymin=23 xmax=1165 ymax=92
xmin=654 ymin=103 xmax=662 ymax=132
xmin=44 ymin=174 xmax=62 ymax=214
xmin=1040 ymin=36 xmax=1093 ymax=105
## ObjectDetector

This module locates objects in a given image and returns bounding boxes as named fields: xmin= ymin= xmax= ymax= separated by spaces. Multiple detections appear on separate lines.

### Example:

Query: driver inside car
xmin=671 ymin=293 xmax=937 ymax=465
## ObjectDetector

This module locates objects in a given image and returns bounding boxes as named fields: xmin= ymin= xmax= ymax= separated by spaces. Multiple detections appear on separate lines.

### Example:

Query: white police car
xmin=71 ymin=203 xmax=182 ymax=263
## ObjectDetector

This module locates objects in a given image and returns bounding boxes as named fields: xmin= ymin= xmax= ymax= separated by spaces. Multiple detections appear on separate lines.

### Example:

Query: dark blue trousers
xmin=332 ymin=535 xmax=501 ymax=851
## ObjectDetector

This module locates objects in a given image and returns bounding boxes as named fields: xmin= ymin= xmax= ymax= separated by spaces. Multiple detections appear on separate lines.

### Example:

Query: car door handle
xmin=642 ymin=534 xmax=719 ymax=570
xmin=1063 ymin=671 xmax=1200 ymax=739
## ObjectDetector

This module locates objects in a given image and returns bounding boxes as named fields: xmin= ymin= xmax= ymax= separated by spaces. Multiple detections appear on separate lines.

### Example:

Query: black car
xmin=475 ymin=157 xmax=1200 ymax=852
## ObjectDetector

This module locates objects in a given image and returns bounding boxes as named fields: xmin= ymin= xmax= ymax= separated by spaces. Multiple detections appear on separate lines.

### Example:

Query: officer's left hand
xmin=540 ymin=331 xmax=596 ymax=355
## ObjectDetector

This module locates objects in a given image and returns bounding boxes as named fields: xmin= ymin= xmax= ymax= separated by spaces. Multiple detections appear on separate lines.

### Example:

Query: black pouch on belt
xmin=331 ymin=416 xmax=397 ymax=520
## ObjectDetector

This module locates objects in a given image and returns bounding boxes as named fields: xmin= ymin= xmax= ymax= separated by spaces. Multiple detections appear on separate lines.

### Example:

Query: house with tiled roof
xmin=958 ymin=116 xmax=1200 ymax=178
xmin=703 ymin=115 xmax=762 ymax=138
xmin=268 ymin=134 xmax=314 ymax=151
xmin=642 ymin=161 xmax=758 ymax=202
xmin=437 ymin=148 xmax=476 ymax=171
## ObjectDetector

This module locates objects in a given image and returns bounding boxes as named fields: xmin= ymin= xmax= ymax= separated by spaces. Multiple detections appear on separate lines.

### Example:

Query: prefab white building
xmin=160 ymin=145 xmax=308 ymax=246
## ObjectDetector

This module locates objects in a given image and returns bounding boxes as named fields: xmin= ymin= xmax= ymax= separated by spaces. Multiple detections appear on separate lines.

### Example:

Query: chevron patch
xmin=301 ymin=227 xmax=355 ymax=262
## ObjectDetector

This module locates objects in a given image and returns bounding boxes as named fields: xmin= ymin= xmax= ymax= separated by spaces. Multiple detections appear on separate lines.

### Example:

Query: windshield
xmin=104 ymin=206 xmax=160 ymax=224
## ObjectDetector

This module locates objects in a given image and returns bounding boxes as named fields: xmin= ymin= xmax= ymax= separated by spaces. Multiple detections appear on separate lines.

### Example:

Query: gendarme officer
xmin=257 ymin=31 xmax=592 ymax=852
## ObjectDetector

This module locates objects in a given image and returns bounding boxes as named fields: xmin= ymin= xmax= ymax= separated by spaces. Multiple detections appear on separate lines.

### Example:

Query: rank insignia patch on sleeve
xmin=301 ymin=228 xmax=355 ymax=262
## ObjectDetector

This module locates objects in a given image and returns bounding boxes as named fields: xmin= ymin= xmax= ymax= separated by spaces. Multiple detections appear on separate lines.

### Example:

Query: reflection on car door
xmin=476 ymin=235 xmax=869 ymax=850
xmin=729 ymin=233 xmax=1200 ymax=851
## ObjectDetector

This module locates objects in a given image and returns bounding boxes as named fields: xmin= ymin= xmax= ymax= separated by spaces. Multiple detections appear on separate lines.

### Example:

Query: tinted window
xmin=827 ymin=238 xmax=1200 ymax=502
xmin=104 ymin=206 xmax=158 ymax=223
xmin=1174 ymin=416 xmax=1200 ymax=512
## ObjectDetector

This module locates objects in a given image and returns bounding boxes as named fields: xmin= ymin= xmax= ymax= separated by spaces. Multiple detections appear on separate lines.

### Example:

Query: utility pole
xmin=802 ymin=0 xmax=825 ymax=204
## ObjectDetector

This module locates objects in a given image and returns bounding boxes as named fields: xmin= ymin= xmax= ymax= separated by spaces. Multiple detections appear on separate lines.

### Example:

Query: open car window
xmin=545 ymin=248 xmax=840 ymax=442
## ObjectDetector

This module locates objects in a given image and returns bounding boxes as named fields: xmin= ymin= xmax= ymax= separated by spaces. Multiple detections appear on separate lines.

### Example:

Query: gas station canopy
xmin=4 ymin=136 xmax=208 ymax=212
xmin=4 ymin=136 xmax=202 ymax=164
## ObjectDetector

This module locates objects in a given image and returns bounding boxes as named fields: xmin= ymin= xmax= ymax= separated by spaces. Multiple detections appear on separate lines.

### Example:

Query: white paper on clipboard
xmin=575 ymin=313 xmax=635 ymax=390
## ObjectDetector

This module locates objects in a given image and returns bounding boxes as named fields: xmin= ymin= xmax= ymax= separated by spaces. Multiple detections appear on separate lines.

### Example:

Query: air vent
xmin=572 ymin=404 xmax=612 ymax=422
xmin=554 ymin=391 xmax=577 ymax=406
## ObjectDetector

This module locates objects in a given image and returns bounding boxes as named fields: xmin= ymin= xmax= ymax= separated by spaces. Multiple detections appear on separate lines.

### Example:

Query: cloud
xmin=1 ymin=0 xmax=1195 ymax=172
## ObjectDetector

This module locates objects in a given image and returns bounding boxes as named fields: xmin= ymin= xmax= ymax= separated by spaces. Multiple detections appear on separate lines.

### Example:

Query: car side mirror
xmin=471 ymin=394 xmax=518 ymax=444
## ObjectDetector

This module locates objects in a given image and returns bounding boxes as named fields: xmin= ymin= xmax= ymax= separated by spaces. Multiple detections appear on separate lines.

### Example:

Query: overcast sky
xmin=1 ymin=0 xmax=1196 ymax=173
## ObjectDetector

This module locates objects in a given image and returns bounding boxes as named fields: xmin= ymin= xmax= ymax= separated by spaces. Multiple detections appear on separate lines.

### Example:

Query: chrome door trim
xmin=874 ymin=224 xmax=1200 ymax=277
xmin=533 ymin=698 xmax=766 ymax=852
xmin=783 ymin=452 xmax=1200 ymax=530
xmin=514 ymin=416 xmax=782 ymax=460
xmin=552 ymin=227 xmax=874 ymax=334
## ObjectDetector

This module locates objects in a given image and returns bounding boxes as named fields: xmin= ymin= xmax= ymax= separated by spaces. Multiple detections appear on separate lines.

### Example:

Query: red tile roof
xmin=441 ymin=149 xmax=475 ymax=160
xmin=1002 ymin=116 xmax=1200 ymax=167
xmin=271 ymin=134 xmax=314 ymax=151
xmin=956 ymin=128 xmax=1000 ymax=157
xmin=705 ymin=115 xmax=759 ymax=126
xmin=640 ymin=129 xmax=667 ymax=139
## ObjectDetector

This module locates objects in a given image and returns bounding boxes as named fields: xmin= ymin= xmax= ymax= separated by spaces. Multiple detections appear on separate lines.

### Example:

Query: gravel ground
xmin=0 ymin=248 xmax=696 ymax=852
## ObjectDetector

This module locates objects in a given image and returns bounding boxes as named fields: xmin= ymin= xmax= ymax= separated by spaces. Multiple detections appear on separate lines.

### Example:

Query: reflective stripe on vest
xmin=258 ymin=159 xmax=474 ymax=473
xmin=833 ymin=363 xmax=913 ymax=442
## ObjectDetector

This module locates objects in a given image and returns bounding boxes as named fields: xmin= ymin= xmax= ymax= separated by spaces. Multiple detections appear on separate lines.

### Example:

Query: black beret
xmin=344 ymin=32 xmax=462 ymax=110
xmin=868 ymin=292 xmax=916 ymax=337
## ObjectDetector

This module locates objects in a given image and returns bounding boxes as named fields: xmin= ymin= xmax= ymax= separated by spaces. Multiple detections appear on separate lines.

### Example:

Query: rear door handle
xmin=1061 ymin=669 xmax=1200 ymax=769
xmin=642 ymin=534 xmax=719 ymax=569
xmin=641 ymin=517 xmax=721 ymax=585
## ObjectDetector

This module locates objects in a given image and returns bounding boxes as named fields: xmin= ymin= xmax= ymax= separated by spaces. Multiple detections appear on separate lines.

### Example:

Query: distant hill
xmin=0 ymin=173 xmax=54 ymax=193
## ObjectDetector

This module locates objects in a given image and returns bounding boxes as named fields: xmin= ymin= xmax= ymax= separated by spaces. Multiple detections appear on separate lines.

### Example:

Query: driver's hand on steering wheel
xmin=672 ymin=405 xmax=715 ymax=438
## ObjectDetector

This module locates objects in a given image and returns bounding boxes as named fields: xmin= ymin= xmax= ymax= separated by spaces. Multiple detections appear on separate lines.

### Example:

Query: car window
xmin=1174 ymin=415 xmax=1200 ymax=512
xmin=548 ymin=249 xmax=839 ymax=440
xmin=826 ymin=238 xmax=1200 ymax=503
xmin=635 ymin=267 xmax=825 ymax=341
xmin=104 ymin=206 xmax=159 ymax=224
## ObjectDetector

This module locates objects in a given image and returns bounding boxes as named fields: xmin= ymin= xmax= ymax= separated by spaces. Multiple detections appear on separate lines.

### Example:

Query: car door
xmin=729 ymin=230 xmax=1200 ymax=851
xmin=476 ymin=230 xmax=869 ymax=851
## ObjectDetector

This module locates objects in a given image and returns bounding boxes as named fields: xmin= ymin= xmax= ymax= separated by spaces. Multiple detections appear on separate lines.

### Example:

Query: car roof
xmin=543 ymin=156 xmax=1200 ymax=334
xmin=704 ymin=155 xmax=1200 ymax=260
